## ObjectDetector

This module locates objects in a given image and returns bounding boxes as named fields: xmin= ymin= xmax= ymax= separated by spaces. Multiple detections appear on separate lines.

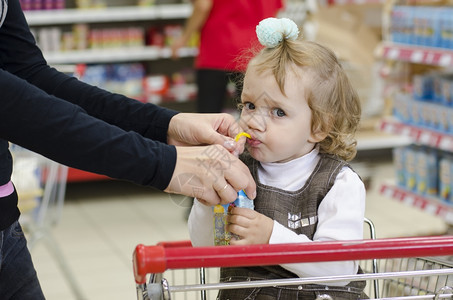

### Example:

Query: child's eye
xmin=244 ymin=102 xmax=255 ymax=111
xmin=271 ymin=108 xmax=286 ymax=117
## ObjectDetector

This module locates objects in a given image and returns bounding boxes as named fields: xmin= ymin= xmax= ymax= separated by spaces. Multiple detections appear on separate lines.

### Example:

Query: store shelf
xmin=325 ymin=0 xmax=384 ymax=4
xmin=379 ymin=42 xmax=453 ymax=67
xmin=380 ymin=184 xmax=453 ymax=224
xmin=356 ymin=129 xmax=411 ymax=151
xmin=378 ymin=118 xmax=453 ymax=152
xmin=24 ymin=4 xmax=192 ymax=25
xmin=43 ymin=46 xmax=198 ymax=65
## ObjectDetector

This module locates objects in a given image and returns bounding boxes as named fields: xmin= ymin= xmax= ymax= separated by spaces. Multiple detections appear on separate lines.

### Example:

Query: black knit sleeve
xmin=0 ymin=0 xmax=177 ymax=190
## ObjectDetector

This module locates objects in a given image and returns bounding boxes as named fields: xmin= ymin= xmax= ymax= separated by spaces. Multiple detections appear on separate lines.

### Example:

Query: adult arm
xmin=171 ymin=0 xmax=213 ymax=58
xmin=0 ymin=74 xmax=256 ymax=200
xmin=0 ymin=69 xmax=176 ymax=189
xmin=0 ymin=0 xmax=257 ymax=201
xmin=0 ymin=0 xmax=176 ymax=144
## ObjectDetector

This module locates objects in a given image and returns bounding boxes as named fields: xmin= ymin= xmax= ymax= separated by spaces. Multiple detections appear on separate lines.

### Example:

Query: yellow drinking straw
xmin=234 ymin=132 xmax=251 ymax=142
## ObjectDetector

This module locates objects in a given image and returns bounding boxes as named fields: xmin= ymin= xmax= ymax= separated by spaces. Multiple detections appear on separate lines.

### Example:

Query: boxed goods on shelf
xmin=378 ymin=1 xmax=453 ymax=223
xmin=76 ymin=63 xmax=145 ymax=99
xmin=393 ymin=145 xmax=438 ymax=198
xmin=439 ymin=154 xmax=453 ymax=203
xmin=390 ymin=6 xmax=453 ymax=49
xmin=392 ymin=68 xmax=453 ymax=135
xmin=34 ymin=24 xmax=146 ymax=53
xmin=391 ymin=142 xmax=453 ymax=207
xmin=143 ymin=68 xmax=196 ymax=104
xmin=20 ymin=0 xmax=65 ymax=10
xmin=392 ymin=93 xmax=453 ymax=134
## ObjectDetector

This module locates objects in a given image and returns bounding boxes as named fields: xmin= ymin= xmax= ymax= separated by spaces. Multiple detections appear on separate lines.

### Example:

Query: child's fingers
xmin=227 ymin=223 xmax=244 ymax=236
xmin=227 ymin=213 xmax=249 ymax=227
xmin=229 ymin=238 xmax=247 ymax=246
xmin=229 ymin=206 xmax=256 ymax=218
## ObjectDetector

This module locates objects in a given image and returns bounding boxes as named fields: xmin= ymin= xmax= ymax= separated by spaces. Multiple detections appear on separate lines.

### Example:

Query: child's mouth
xmin=247 ymin=138 xmax=261 ymax=147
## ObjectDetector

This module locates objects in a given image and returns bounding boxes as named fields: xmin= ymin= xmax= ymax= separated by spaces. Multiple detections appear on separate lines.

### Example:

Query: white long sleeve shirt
xmin=188 ymin=148 xmax=366 ymax=285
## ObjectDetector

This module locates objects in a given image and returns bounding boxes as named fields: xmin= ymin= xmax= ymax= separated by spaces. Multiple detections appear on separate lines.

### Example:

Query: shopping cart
xmin=133 ymin=224 xmax=453 ymax=300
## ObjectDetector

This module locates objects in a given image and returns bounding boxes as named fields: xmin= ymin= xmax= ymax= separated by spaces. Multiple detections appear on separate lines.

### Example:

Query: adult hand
xmin=167 ymin=113 xmax=245 ymax=155
xmin=164 ymin=145 xmax=256 ymax=205
xmin=227 ymin=207 xmax=274 ymax=245
xmin=170 ymin=37 xmax=186 ymax=59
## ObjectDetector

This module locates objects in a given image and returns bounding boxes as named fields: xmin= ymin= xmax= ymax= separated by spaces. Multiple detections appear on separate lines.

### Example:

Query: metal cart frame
xmin=133 ymin=234 xmax=453 ymax=300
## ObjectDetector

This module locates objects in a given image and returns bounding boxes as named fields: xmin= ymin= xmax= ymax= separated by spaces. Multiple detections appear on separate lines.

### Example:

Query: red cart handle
xmin=133 ymin=235 xmax=453 ymax=284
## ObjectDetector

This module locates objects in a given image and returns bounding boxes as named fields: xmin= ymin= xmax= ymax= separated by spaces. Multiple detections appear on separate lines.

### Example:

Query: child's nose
xmin=243 ymin=111 xmax=266 ymax=132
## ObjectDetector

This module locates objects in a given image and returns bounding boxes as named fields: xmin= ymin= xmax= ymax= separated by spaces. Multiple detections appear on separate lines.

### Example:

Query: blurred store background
xmin=12 ymin=0 xmax=453 ymax=299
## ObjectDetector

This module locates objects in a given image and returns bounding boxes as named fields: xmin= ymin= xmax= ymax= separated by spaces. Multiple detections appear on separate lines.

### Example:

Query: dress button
xmin=316 ymin=294 xmax=333 ymax=300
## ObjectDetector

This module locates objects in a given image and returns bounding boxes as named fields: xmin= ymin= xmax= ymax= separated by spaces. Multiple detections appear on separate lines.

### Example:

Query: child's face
xmin=240 ymin=65 xmax=321 ymax=163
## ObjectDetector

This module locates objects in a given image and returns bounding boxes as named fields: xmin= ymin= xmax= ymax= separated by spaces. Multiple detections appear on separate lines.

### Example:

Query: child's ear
xmin=309 ymin=128 xmax=327 ymax=143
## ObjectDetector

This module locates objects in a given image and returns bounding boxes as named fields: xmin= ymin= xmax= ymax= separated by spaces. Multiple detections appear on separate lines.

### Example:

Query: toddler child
xmin=188 ymin=17 xmax=367 ymax=300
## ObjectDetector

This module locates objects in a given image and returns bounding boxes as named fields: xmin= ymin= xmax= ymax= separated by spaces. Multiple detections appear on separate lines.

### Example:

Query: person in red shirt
xmin=171 ymin=0 xmax=283 ymax=113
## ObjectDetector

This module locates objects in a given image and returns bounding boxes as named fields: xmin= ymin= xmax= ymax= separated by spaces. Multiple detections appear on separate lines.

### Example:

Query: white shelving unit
xmin=24 ymin=4 xmax=197 ymax=65
xmin=24 ymin=4 xmax=192 ymax=25
xmin=356 ymin=128 xmax=411 ymax=151
xmin=379 ymin=118 xmax=453 ymax=153
xmin=379 ymin=117 xmax=453 ymax=224
xmin=379 ymin=42 xmax=453 ymax=68
xmin=41 ymin=46 xmax=197 ymax=64
xmin=378 ymin=7 xmax=453 ymax=224
xmin=319 ymin=0 xmax=384 ymax=5
xmin=380 ymin=184 xmax=453 ymax=224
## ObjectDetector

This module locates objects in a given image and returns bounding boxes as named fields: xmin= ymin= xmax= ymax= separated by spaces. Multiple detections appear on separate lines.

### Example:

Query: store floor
xmin=27 ymin=160 xmax=448 ymax=300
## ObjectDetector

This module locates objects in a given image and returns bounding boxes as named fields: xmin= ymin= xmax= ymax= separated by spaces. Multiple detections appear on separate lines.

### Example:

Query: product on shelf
xmin=36 ymin=23 xmax=195 ymax=53
xmin=168 ymin=69 xmax=196 ymax=102
xmin=439 ymin=154 xmax=453 ymax=203
xmin=412 ymin=70 xmax=453 ymax=105
xmin=392 ymin=67 xmax=453 ymax=135
xmin=381 ymin=2 xmax=453 ymax=223
xmin=75 ymin=63 xmax=145 ymax=100
xmin=143 ymin=74 xmax=170 ymax=104
xmin=76 ymin=0 xmax=106 ymax=9
xmin=394 ymin=145 xmax=439 ymax=199
xmin=36 ymin=27 xmax=61 ymax=53
xmin=89 ymin=27 xmax=145 ymax=49
xmin=34 ymin=24 xmax=147 ymax=53
xmin=393 ymin=94 xmax=453 ymax=133
xmin=137 ymin=0 xmax=155 ymax=6
xmin=142 ymin=69 xmax=197 ymax=104
xmin=416 ymin=147 xmax=438 ymax=196
xmin=20 ymin=0 xmax=65 ymax=10
xmin=390 ymin=6 xmax=453 ymax=49
xmin=146 ymin=24 xmax=198 ymax=48
xmin=73 ymin=24 xmax=89 ymax=50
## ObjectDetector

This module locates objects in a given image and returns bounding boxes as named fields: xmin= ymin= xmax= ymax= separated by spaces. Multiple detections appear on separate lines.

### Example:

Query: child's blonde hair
xmin=246 ymin=38 xmax=361 ymax=161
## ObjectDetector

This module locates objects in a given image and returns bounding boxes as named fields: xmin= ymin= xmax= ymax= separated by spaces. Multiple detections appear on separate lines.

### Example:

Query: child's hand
xmin=227 ymin=207 xmax=273 ymax=245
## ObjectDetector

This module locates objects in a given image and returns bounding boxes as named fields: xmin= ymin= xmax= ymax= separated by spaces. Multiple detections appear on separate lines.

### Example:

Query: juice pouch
xmin=213 ymin=205 xmax=229 ymax=246
xmin=213 ymin=190 xmax=254 ymax=245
